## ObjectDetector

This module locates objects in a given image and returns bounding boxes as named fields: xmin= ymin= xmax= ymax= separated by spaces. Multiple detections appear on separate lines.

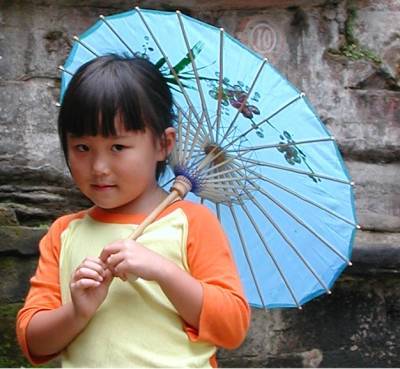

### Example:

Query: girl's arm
xmin=152 ymin=259 xmax=203 ymax=328
xmin=182 ymin=204 xmax=251 ymax=349
xmin=26 ymin=302 xmax=88 ymax=357
xmin=26 ymin=257 xmax=113 ymax=357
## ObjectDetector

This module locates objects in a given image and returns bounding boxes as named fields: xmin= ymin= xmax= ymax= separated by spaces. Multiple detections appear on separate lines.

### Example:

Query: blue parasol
xmin=59 ymin=7 xmax=359 ymax=309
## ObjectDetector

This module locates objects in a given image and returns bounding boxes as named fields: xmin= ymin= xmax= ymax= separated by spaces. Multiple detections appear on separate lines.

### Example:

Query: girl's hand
xmin=70 ymin=257 xmax=114 ymax=321
xmin=99 ymin=240 xmax=170 ymax=282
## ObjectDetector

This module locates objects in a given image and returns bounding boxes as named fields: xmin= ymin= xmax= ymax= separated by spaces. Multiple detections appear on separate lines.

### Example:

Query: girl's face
xmin=67 ymin=117 xmax=175 ymax=214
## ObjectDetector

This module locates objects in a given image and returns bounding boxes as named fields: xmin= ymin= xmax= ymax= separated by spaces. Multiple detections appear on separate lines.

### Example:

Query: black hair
xmin=58 ymin=54 xmax=174 ymax=180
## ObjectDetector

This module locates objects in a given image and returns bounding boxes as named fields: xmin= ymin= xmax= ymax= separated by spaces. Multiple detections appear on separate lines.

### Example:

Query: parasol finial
xmin=170 ymin=175 xmax=192 ymax=199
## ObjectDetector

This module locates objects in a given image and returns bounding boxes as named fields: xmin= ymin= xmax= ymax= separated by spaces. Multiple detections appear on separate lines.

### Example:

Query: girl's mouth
xmin=91 ymin=184 xmax=116 ymax=191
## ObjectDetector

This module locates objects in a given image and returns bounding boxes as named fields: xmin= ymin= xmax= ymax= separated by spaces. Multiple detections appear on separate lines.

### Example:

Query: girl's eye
xmin=76 ymin=144 xmax=89 ymax=152
xmin=112 ymin=144 xmax=125 ymax=152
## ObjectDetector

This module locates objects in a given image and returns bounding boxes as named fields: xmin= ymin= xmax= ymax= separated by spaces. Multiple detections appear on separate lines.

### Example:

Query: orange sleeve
xmin=182 ymin=203 xmax=251 ymax=349
xmin=16 ymin=212 xmax=83 ymax=365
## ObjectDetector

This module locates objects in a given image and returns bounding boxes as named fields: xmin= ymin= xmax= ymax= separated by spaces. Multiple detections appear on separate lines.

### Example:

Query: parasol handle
xmin=126 ymin=175 xmax=192 ymax=282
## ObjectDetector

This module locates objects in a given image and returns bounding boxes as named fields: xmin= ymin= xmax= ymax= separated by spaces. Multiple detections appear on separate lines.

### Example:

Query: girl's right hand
xmin=70 ymin=257 xmax=114 ymax=321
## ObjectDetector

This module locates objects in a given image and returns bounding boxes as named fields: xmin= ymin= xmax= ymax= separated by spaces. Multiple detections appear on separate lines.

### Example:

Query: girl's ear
xmin=157 ymin=127 xmax=176 ymax=160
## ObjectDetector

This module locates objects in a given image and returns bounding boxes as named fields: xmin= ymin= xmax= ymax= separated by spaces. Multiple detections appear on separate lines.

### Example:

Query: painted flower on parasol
xmin=59 ymin=7 xmax=359 ymax=309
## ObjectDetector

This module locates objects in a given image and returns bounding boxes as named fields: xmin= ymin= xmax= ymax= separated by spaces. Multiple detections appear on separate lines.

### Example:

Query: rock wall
xmin=0 ymin=0 xmax=399 ymax=367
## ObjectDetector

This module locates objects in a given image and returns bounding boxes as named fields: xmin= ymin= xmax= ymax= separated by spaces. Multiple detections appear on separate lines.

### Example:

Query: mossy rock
xmin=0 ymin=303 xmax=59 ymax=367
xmin=0 ymin=256 xmax=38 ymax=305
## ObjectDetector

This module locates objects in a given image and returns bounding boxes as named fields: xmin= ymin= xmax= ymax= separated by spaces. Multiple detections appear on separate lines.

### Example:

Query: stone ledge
xmin=0 ymin=226 xmax=46 ymax=256
xmin=1 ymin=225 xmax=399 ymax=269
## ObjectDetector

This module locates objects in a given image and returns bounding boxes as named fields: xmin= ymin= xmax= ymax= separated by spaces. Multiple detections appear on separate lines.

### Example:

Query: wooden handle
xmin=126 ymin=176 xmax=192 ymax=283
xmin=127 ymin=175 xmax=192 ymax=240
xmin=127 ymin=189 xmax=181 ymax=240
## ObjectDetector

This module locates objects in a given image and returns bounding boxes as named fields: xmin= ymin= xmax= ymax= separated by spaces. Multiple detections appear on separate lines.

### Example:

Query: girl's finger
xmin=99 ymin=241 xmax=125 ymax=262
xmin=106 ymin=252 xmax=126 ymax=269
xmin=81 ymin=257 xmax=107 ymax=269
xmin=71 ymin=279 xmax=101 ymax=290
xmin=80 ymin=259 xmax=107 ymax=277
xmin=113 ymin=260 xmax=132 ymax=281
xmin=73 ymin=267 xmax=104 ymax=283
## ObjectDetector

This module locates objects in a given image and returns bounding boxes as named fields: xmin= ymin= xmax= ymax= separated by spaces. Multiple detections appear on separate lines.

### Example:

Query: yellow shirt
xmin=17 ymin=200 xmax=250 ymax=368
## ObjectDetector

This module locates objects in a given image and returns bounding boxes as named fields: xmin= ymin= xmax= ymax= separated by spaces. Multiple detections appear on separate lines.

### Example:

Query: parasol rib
xmin=185 ymin=114 xmax=207 ymax=165
xmin=215 ymin=202 xmax=221 ymax=219
xmin=201 ymin=165 xmax=252 ymax=179
xmin=182 ymin=111 xmax=195 ymax=165
xmin=219 ymin=167 xmax=268 ymax=307
xmin=226 ymin=137 xmax=335 ymax=153
xmin=239 ymin=201 xmax=301 ymax=308
xmin=215 ymin=28 xmax=224 ymax=142
xmin=240 ymin=157 xmax=352 ymax=184
xmin=173 ymin=100 xmax=208 ymax=142
xmin=229 ymin=204 xmax=268 ymax=308
xmin=200 ymin=188 xmax=239 ymax=198
xmin=135 ymin=7 xmax=208 ymax=138
xmin=246 ymin=180 xmax=350 ymax=263
xmin=73 ymin=36 xmax=99 ymax=57
xmin=58 ymin=66 xmax=73 ymax=76
xmin=201 ymin=176 xmax=256 ymax=185
xmin=176 ymin=111 xmax=185 ymax=165
xmin=220 ymin=58 xmax=268 ymax=145
xmin=221 ymin=94 xmax=304 ymax=153
xmin=197 ymin=94 xmax=303 ymax=172
xmin=99 ymin=15 xmax=136 ymax=57
xmin=244 ymin=189 xmax=332 ymax=293
xmin=244 ymin=166 xmax=358 ymax=227
xmin=176 ymin=11 xmax=214 ymax=141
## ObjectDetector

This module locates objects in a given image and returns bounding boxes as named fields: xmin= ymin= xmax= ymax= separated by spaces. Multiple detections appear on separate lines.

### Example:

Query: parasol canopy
xmin=59 ymin=7 xmax=359 ymax=309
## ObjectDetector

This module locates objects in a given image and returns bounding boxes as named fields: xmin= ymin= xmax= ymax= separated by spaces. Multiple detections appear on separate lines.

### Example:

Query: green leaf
xmin=173 ymin=41 xmax=204 ymax=74
xmin=155 ymin=57 xmax=167 ymax=69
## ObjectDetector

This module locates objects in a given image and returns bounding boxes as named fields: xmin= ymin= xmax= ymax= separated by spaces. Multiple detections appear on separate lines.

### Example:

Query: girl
xmin=16 ymin=55 xmax=250 ymax=367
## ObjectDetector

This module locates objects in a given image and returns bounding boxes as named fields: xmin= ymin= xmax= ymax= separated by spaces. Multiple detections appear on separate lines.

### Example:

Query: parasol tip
xmin=220 ymin=27 xmax=224 ymax=32
xmin=327 ymin=290 xmax=332 ymax=295
xmin=350 ymin=181 xmax=355 ymax=186
xmin=58 ymin=65 xmax=64 ymax=71
xmin=55 ymin=102 xmax=61 ymax=107
xmin=176 ymin=10 xmax=182 ymax=14
xmin=300 ymin=92 xmax=306 ymax=98
xmin=99 ymin=14 xmax=105 ymax=19
xmin=135 ymin=6 xmax=140 ymax=10
xmin=298 ymin=305 xmax=303 ymax=310
xmin=73 ymin=35 xmax=79 ymax=41
xmin=356 ymin=224 xmax=362 ymax=230
xmin=348 ymin=261 xmax=353 ymax=266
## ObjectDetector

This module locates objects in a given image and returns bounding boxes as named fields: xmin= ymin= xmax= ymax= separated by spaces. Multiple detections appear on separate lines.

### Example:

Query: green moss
xmin=0 ymin=302 xmax=21 ymax=317
xmin=338 ymin=1 xmax=382 ymax=64
xmin=0 ymin=256 xmax=18 ymax=270
xmin=0 ymin=303 xmax=59 ymax=367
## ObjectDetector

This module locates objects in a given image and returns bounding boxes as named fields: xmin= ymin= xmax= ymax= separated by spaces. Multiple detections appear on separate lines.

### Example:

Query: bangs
xmin=59 ymin=56 xmax=147 ymax=138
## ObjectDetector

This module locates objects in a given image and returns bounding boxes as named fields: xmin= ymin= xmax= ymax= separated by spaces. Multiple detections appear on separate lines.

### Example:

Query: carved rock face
xmin=0 ymin=1 xmax=399 ymax=367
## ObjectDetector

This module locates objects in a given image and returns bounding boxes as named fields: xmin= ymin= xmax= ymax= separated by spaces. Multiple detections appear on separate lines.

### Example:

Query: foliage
xmin=339 ymin=1 xmax=382 ymax=64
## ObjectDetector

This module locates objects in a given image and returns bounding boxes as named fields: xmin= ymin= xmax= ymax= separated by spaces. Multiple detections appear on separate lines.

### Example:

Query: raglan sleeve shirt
xmin=16 ymin=204 xmax=251 ymax=365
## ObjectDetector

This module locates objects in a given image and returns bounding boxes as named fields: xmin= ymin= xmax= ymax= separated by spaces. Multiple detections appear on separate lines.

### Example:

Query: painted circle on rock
xmin=249 ymin=22 xmax=278 ymax=55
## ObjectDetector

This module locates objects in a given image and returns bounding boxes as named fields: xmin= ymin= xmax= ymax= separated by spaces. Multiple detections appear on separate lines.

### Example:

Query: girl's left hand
xmin=99 ymin=240 xmax=170 ymax=282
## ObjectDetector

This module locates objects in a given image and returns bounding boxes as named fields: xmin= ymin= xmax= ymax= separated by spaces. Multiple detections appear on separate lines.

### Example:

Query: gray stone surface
xmin=0 ymin=0 xmax=399 ymax=367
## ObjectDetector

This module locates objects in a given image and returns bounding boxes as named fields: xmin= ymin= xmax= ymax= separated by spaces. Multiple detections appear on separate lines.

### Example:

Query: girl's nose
xmin=91 ymin=154 xmax=110 ymax=176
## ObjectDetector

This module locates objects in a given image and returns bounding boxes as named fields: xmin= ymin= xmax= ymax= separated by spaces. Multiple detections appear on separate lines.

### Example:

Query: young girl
xmin=16 ymin=55 xmax=250 ymax=367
